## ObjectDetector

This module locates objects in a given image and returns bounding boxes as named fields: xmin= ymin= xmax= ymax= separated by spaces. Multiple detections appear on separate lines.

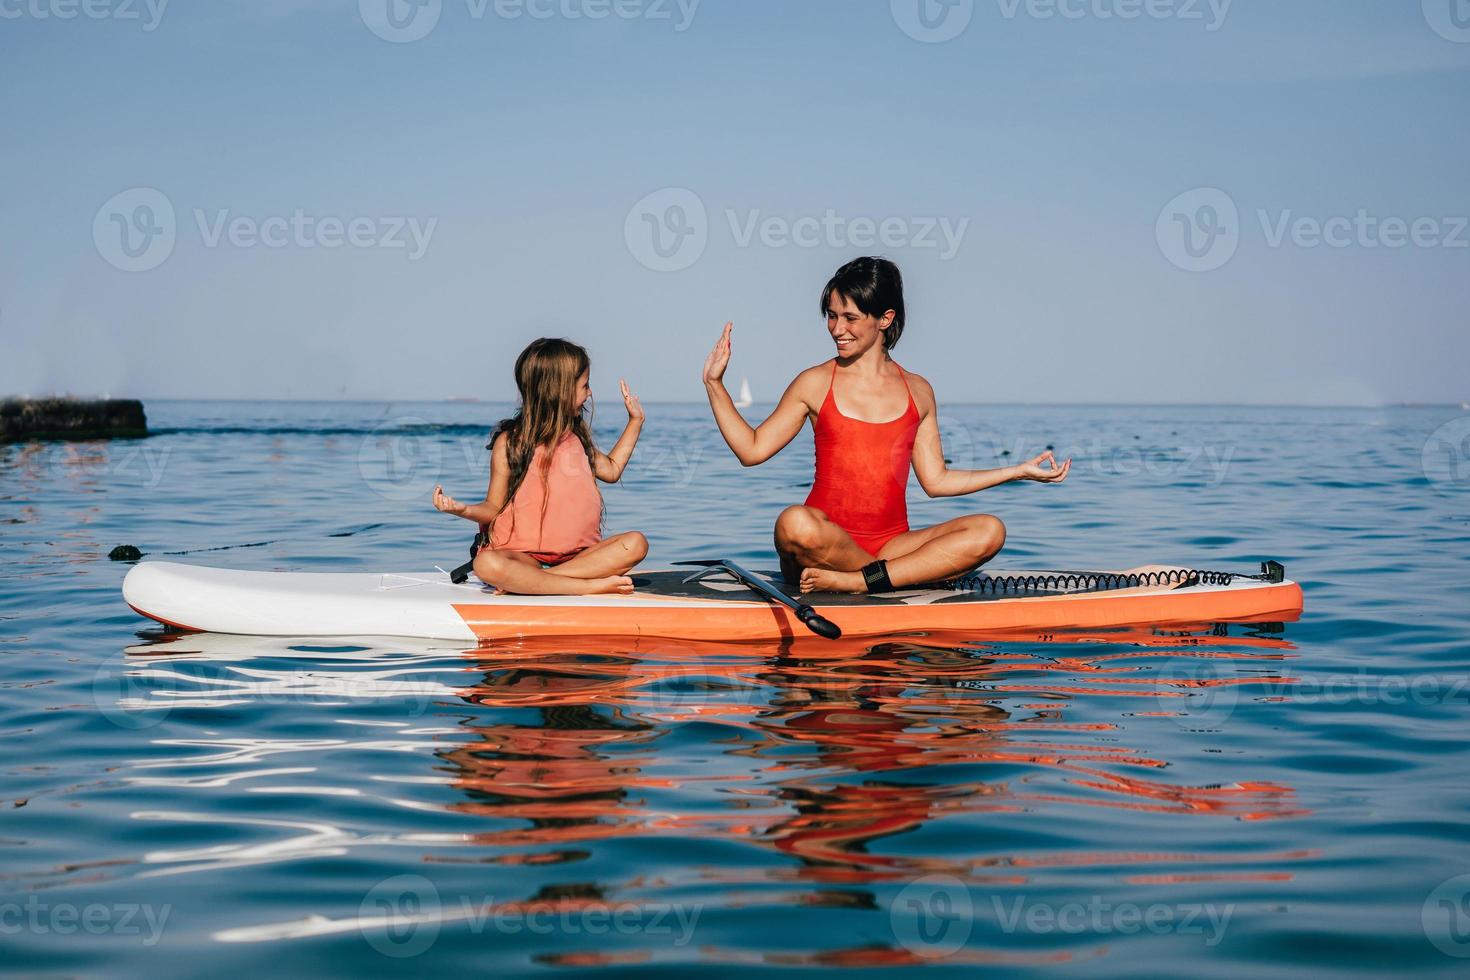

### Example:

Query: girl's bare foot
xmin=581 ymin=575 xmax=635 ymax=596
xmin=799 ymin=567 xmax=867 ymax=594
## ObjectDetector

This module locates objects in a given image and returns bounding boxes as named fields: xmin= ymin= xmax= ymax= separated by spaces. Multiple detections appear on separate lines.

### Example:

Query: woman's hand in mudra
xmin=1017 ymin=452 xmax=1071 ymax=484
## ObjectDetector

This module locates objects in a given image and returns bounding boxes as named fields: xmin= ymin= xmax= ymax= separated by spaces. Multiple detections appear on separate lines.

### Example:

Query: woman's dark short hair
xmin=820 ymin=257 xmax=906 ymax=350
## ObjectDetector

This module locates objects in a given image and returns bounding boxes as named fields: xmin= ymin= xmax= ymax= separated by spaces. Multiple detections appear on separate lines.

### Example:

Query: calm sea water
xmin=3 ymin=400 xmax=1469 ymax=977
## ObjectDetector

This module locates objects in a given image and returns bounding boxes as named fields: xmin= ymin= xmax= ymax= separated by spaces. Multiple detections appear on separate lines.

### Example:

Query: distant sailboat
xmin=734 ymin=377 xmax=754 ymax=409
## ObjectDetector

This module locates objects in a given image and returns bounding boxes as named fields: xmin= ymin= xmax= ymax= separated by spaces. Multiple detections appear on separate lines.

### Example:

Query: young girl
xmin=703 ymin=257 xmax=1071 ymax=594
xmin=434 ymin=338 xmax=647 ymax=596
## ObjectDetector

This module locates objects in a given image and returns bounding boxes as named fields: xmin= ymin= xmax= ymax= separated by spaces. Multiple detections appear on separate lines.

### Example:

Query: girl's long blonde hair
xmin=487 ymin=338 xmax=603 ymax=538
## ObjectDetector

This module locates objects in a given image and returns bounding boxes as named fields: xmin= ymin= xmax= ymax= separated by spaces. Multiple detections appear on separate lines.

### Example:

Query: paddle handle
xmin=798 ymin=606 xmax=842 ymax=640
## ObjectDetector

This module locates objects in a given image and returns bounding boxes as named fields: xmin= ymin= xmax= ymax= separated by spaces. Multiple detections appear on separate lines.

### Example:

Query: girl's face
xmin=574 ymin=371 xmax=591 ymax=411
xmin=825 ymin=292 xmax=895 ymax=358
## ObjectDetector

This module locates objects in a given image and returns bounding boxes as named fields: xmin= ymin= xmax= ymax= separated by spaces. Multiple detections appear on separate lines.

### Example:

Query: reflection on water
xmin=94 ymin=624 xmax=1310 ymax=966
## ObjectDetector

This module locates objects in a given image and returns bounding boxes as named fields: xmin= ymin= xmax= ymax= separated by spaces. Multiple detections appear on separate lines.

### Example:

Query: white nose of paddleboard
xmin=122 ymin=561 xmax=480 ymax=641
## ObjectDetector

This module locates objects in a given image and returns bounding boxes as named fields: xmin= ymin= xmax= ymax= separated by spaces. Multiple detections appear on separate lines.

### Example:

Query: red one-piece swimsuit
xmin=804 ymin=361 xmax=921 ymax=557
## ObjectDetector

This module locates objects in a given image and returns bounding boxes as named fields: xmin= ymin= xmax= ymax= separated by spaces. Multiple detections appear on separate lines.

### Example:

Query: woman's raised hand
xmin=620 ymin=379 xmax=645 ymax=422
xmin=433 ymin=485 xmax=467 ymax=516
xmin=1017 ymin=451 xmax=1072 ymax=484
xmin=702 ymin=322 xmax=733 ymax=385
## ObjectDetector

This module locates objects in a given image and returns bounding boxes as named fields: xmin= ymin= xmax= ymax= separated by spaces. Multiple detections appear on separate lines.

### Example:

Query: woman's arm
xmin=909 ymin=378 xmax=1071 ymax=497
xmin=702 ymin=322 xmax=812 ymax=467
xmin=433 ymin=432 xmax=512 ymax=524
xmin=594 ymin=379 xmax=644 ymax=483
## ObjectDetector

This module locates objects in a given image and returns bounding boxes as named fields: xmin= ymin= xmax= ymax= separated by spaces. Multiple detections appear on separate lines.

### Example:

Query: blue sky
xmin=1 ymin=0 xmax=1467 ymax=405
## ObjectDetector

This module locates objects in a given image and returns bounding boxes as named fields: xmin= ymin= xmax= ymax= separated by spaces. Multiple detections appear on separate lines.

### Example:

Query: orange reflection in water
xmin=439 ymin=625 xmax=1307 ymax=881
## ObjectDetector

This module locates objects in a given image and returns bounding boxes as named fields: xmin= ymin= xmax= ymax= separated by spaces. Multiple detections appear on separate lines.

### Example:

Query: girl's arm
xmin=703 ymin=322 xmax=812 ymax=467
xmin=594 ymin=380 xmax=644 ymax=483
xmin=433 ymin=433 xmax=512 ymax=524
xmin=909 ymin=378 xmax=1071 ymax=497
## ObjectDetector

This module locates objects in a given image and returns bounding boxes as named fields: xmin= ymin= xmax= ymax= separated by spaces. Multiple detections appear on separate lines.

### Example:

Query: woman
xmin=702 ymin=257 xmax=1070 ymax=594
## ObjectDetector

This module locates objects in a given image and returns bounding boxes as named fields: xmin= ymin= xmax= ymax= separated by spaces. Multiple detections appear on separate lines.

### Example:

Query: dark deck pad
xmin=625 ymin=571 xmax=1167 ymax=606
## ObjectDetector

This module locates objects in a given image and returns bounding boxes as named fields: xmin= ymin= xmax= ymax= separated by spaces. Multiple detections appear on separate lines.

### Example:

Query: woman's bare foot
xmin=799 ymin=567 xmax=867 ymax=594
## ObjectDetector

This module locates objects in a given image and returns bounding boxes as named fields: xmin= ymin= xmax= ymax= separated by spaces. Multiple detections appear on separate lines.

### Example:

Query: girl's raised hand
xmin=620 ymin=379 xmax=645 ymax=422
xmin=702 ymin=322 xmax=733 ymax=384
xmin=433 ymin=484 xmax=467 ymax=516
xmin=1018 ymin=451 xmax=1071 ymax=484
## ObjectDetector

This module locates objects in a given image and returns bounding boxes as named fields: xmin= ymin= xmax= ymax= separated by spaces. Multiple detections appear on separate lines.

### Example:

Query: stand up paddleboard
xmin=122 ymin=560 xmax=1303 ymax=643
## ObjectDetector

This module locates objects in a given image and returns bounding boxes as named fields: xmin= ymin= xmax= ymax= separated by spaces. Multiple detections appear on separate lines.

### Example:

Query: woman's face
xmin=575 ymin=370 xmax=592 ymax=411
xmin=825 ymin=292 xmax=894 ymax=359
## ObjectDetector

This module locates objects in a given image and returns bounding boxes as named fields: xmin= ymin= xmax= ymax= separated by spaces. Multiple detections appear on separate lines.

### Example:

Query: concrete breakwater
xmin=1 ymin=398 xmax=148 ymax=442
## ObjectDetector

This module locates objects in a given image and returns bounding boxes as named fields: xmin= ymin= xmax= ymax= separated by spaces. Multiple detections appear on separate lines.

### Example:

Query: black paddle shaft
xmin=674 ymin=559 xmax=843 ymax=640
xmin=449 ymin=531 xmax=486 ymax=585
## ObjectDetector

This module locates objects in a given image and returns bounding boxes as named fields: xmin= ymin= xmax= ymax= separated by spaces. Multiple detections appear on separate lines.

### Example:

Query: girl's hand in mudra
xmin=1018 ymin=452 xmax=1071 ymax=484
xmin=433 ymin=485 xmax=467 ymax=516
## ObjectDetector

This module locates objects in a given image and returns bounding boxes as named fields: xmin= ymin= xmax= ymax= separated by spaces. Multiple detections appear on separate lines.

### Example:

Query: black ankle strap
xmin=862 ymin=560 xmax=895 ymax=594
